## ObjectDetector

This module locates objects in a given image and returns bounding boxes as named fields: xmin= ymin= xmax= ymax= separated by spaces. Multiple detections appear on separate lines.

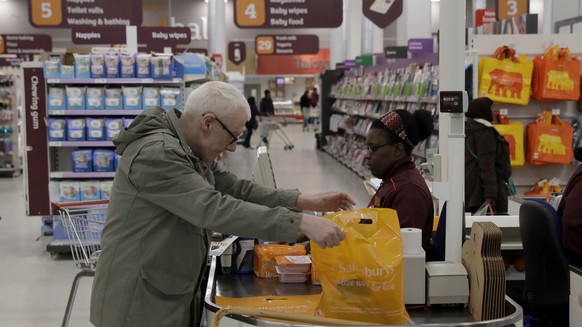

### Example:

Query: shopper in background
xmin=465 ymin=97 xmax=512 ymax=214
xmin=260 ymin=89 xmax=275 ymax=116
xmin=366 ymin=110 xmax=435 ymax=257
xmin=300 ymin=89 xmax=312 ymax=132
xmin=557 ymin=147 xmax=582 ymax=267
xmin=90 ymin=81 xmax=355 ymax=327
xmin=242 ymin=96 xmax=259 ymax=149
xmin=310 ymin=87 xmax=319 ymax=108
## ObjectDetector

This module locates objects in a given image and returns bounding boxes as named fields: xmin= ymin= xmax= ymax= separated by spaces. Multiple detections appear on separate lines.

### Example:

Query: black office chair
xmin=519 ymin=200 xmax=569 ymax=326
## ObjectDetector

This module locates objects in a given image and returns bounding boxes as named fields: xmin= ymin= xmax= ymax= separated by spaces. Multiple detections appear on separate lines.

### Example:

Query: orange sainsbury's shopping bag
xmin=310 ymin=208 xmax=408 ymax=325
xmin=479 ymin=46 xmax=533 ymax=105
xmin=526 ymin=111 xmax=574 ymax=165
xmin=533 ymin=45 xmax=581 ymax=101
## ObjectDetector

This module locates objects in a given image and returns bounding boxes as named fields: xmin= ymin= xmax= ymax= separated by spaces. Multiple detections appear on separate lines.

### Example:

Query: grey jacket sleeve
xmin=210 ymin=161 xmax=300 ymax=209
xmin=128 ymin=141 xmax=302 ymax=242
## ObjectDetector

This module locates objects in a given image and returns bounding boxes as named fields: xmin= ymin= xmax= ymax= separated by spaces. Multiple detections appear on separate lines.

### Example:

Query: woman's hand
xmin=296 ymin=192 xmax=356 ymax=212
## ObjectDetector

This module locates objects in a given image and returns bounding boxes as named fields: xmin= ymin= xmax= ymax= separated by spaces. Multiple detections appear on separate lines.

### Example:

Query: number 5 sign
xmin=497 ymin=0 xmax=529 ymax=20
xmin=30 ymin=0 xmax=63 ymax=26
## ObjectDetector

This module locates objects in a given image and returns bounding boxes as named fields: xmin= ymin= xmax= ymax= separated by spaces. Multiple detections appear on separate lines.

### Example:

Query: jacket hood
xmin=113 ymin=107 xmax=178 ymax=155
xmin=466 ymin=117 xmax=492 ymax=132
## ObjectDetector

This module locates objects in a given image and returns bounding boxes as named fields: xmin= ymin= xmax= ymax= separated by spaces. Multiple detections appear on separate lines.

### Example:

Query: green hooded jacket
xmin=90 ymin=107 xmax=302 ymax=326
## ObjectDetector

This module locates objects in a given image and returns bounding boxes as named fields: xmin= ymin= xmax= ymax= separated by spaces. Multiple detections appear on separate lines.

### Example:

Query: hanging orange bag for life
xmin=532 ymin=45 xmax=581 ymax=102
xmin=526 ymin=110 xmax=574 ymax=165
xmin=310 ymin=208 xmax=408 ymax=325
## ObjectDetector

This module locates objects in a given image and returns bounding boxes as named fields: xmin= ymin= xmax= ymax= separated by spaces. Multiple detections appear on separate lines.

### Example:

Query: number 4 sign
xmin=235 ymin=0 xmax=266 ymax=27
xmin=497 ymin=0 xmax=529 ymax=20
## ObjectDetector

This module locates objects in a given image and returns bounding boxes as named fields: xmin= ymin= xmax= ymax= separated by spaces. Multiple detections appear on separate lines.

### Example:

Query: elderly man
xmin=90 ymin=81 xmax=354 ymax=327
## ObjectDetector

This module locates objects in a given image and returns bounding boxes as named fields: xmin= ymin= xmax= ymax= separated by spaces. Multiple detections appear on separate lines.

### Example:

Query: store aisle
xmin=0 ymin=123 xmax=371 ymax=327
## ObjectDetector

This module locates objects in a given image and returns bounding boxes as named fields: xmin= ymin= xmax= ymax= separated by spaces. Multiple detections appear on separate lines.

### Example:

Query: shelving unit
xmin=320 ymin=63 xmax=440 ymax=180
xmin=0 ymin=74 xmax=20 ymax=176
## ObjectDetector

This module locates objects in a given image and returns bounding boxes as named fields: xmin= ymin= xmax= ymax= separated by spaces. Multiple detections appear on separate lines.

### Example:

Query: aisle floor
xmin=0 ymin=124 xmax=371 ymax=327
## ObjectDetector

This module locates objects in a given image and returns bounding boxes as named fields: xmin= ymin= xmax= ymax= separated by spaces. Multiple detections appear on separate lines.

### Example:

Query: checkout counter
xmin=203 ymin=256 xmax=523 ymax=327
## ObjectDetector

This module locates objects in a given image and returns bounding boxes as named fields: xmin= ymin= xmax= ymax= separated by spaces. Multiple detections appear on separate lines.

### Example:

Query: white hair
xmin=183 ymin=81 xmax=250 ymax=120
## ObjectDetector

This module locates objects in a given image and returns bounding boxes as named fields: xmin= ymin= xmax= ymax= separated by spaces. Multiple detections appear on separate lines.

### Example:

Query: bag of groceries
xmin=311 ymin=208 xmax=409 ymax=325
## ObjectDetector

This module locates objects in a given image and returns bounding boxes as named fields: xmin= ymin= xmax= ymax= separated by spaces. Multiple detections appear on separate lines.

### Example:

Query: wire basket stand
xmin=53 ymin=200 xmax=108 ymax=327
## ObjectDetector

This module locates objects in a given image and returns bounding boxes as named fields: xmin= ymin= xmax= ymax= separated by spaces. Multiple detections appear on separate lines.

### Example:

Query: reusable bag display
xmin=494 ymin=116 xmax=525 ymax=168
xmin=311 ymin=208 xmax=408 ymax=325
xmin=526 ymin=110 xmax=574 ymax=165
xmin=533 ymin=45 xmax=581 ymax=102
xmin=479 ymin=46 xmax=533 ymax=105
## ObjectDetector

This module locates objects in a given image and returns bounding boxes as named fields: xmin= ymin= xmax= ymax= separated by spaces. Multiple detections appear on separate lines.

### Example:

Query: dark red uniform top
xmin=368 ymin=157 xmax=434 ymax=254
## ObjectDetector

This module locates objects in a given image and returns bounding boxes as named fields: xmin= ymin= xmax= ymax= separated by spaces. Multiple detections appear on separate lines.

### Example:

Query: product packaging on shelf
xmin=105 ymin=54 xmax=120 ymax=78
xmin=136 ymin=54 xmax=151 ymax=78
xmin=60 ymin=65 xmax=75 ymax=79
xmin=120 ymin=54 xmax=136 ymax=78
xmin=60 ymin=180 xmax=81 ymax=202
xmin=100 ymin=180 xmax=113 ymax=200
xmin=93 ymin=149 xmax=115 ymax=172
xmin=122 ymin=86 xmax=143 ymax=109
xmin=48 ymin=87 xmax=66 ymax=110
xmin=91 ymin=54 xmax=105 ymax=78
xmin=160 ymin=87 xmax=181 ymax=110
xmin=67 ymin=118 xmax=86 ymax=141
xmin=66 ymin=86 xmax=86 ymax=110
xmin=44 ymin=60 xmax=60 ymax=79
xmin=80 ymin=180 xmax=100 ymax=201
xmin=72 ymin=149 xmax=93 ymax=172
xmin=105 ymin=88 xmax=123 ymax=110
xmin=143 ymin=87 xmax=161 ymax=108
xmin=105 ymin=118 xmax=123 ymax=140
xmin=74 ymin=54 xmax=91 ymax=78
xmin=151 ymin=54 xmax=173 ymax=79
xmin=86 ymin=118 xmax=105 ymax=141
xmin=122 ymin=118 xmax=134 ymax=128
xmin=86 ymin=87 xmax=105 ymax=110
xmin=48 ymin=118 xmax=67 ymax=141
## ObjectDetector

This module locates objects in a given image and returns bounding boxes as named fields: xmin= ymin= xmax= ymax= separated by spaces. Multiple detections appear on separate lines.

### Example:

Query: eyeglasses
xmin=365 ymin=143 xmax=391 ymax=154
xmin=214 ymin=116 xmax=240 ymax=145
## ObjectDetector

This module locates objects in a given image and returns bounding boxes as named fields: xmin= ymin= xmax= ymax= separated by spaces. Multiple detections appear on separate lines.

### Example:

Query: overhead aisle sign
xmin=255 ymin=35 xmax=318 ymax=55
xmin=497 ymin=0 xmax=529 ymax=20
xmin=362 ymin=0 xmax=403 ymax=29
xmin=28 ymin=0 xmax=142 ymax=28
xmin=0 ymin=34 xmax=52 ymax=54
xmin=234 ymin=0 xmax=342 ymax=28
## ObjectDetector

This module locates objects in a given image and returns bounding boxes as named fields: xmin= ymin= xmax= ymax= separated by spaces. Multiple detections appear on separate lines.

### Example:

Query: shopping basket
xmin=53 ymin=200 xmax=108 ymax=327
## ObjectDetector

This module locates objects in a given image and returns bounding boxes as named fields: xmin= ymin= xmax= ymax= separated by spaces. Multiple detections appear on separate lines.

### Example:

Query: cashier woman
xmin=366 ymin=110 xmax=435 ymax=257
xmin=90 ymin=81 xmax=355 ymax=327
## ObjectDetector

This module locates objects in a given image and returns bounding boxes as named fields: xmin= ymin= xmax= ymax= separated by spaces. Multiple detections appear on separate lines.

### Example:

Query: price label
xmin=30 ymin=0 xmax=63 ymax=26
xmin=94 ymin=78 xmax=107 ymax=84
xmin=47 ymin=79 xmax=60 ymax=84
xmin=499 ymin=109 xmax=509 ymax=115
xmin=51 ymin=172 xmax=63 ymax=178
xmin=552 ymin=108 xmax=561 ymax=115
xmin=52 ymin=110 xmax=65 ymax=115
xmin=255 ymin=36 xmax=274 ymax=55
xmin=49 ymin=142 xmax=62 ymax=147
xmin=141 ymin=78 xmax=154 ymax=84
xmin=235 ymin=0 xmax=265 ymax=27
xmin=497 ymin=0 xmax=529 ymax=20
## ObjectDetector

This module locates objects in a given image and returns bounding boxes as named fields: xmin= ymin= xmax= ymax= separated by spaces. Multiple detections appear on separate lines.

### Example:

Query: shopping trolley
xmin=53 ymin=200 xmax=108 ymax=327
xmin=258 ymin=116 xmax=295 ymax=150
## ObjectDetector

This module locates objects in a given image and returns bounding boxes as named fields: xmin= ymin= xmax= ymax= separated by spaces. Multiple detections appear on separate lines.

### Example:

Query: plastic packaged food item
xmin=275 ymin=255 xmax=311 ymax=273
xmin=253 ymin=244 xmax=306 ymax=278
xmin=275 ymin=266 xmax=309 ymax=284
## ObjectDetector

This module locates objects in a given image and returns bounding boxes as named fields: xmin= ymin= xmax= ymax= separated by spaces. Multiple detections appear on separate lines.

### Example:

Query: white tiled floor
xmin=0 ymin=124 xmax=371 ymax=326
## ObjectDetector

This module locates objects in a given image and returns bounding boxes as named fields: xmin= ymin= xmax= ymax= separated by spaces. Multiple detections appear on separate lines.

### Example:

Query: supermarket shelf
xmin=331 ymin=108 xmax=380 ymax=120
xmin=331 ymin=95 xmax=437 ymax=103
xmin=50 ymin=171 xmax=116 ymax=179
xmin=321 ymin=147 xmax=371 ymax=180
xmin=49 ymin=141 xmax=114 ymax=147
xmin=46 ymin=78 xmax=183 ymax=84
xmin=48 ymin=110 xmax=143 ymax=116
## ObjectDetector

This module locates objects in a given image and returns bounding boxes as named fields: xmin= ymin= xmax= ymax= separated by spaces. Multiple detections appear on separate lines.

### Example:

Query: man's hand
xmin=298 ymin=214 xmax=345 ymax=249
xmin=296 ymin=192 xmax=356 ymax=212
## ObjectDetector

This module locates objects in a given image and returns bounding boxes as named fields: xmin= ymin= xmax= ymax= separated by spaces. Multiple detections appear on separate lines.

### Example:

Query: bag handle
xmin=493 ymin=45 xmax=519 ymax=63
